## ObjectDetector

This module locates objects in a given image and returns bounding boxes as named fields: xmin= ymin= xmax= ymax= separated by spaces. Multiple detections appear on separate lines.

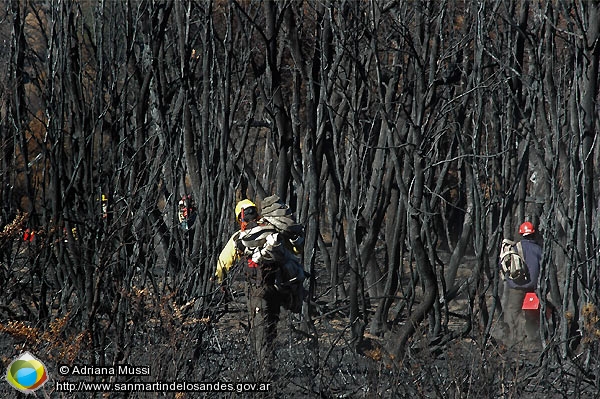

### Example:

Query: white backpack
xmin=499 ymin=239 xmax=530 ymax=285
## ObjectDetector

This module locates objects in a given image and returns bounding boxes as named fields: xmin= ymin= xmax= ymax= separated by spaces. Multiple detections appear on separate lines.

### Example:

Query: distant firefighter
xmin=499 ymin=221 xmax=542 ymax=348
xmin=178 ymin=195 xmax=196 ymax=231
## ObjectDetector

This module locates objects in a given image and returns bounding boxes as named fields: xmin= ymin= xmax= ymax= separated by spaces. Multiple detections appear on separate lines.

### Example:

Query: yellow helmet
xmin=235 ymin=199 xmax=256 ymax=219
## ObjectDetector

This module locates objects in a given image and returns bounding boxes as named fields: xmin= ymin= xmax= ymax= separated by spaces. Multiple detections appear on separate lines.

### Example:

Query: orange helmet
xmin=519 ymin=221 xmax=535 ymax=236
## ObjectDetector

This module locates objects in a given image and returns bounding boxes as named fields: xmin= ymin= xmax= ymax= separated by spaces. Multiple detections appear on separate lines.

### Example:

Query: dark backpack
xmin=499 ymin=239 xmax=530 ymax=285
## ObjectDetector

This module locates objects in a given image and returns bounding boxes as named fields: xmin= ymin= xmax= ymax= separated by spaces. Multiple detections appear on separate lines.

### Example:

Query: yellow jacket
xmin=215 ymin=231 xmax=241 ymax=283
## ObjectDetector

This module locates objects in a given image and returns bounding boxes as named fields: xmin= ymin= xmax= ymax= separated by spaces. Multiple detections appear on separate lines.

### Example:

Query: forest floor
xmin=186 ymin=257 xmax=584 ymax=399
xmin=1 ymin=247 xmax=596 ymax=398
xmin=191 ymin=293 xmax=565 ymax=399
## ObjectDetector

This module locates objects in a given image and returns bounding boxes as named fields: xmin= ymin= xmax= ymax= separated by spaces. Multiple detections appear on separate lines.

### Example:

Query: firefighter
xmin=215 ymin=199 xmax=285 ymax=371
xmin=500 ymin=221 xmax=542 ymax=347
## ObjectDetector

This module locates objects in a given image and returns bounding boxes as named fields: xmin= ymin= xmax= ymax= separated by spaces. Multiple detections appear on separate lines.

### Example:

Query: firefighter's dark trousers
xmin=501 ymin=282 xmax=540 ymax=347
xmin=247 ymin=284 xmax=282 ymax=368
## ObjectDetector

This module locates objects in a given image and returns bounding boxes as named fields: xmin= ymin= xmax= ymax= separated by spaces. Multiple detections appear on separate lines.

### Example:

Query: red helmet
xmin=519 ymin=222 xmax=535 ymax=236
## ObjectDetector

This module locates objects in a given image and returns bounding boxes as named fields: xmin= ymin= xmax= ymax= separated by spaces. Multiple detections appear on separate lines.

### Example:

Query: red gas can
xmin=522 ymin=292 xmax=540 ymax=310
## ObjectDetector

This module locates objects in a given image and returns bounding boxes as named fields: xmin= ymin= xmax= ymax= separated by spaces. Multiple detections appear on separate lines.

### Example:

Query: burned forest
xmin=1 ymin=0 xmax=600 ymax=398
